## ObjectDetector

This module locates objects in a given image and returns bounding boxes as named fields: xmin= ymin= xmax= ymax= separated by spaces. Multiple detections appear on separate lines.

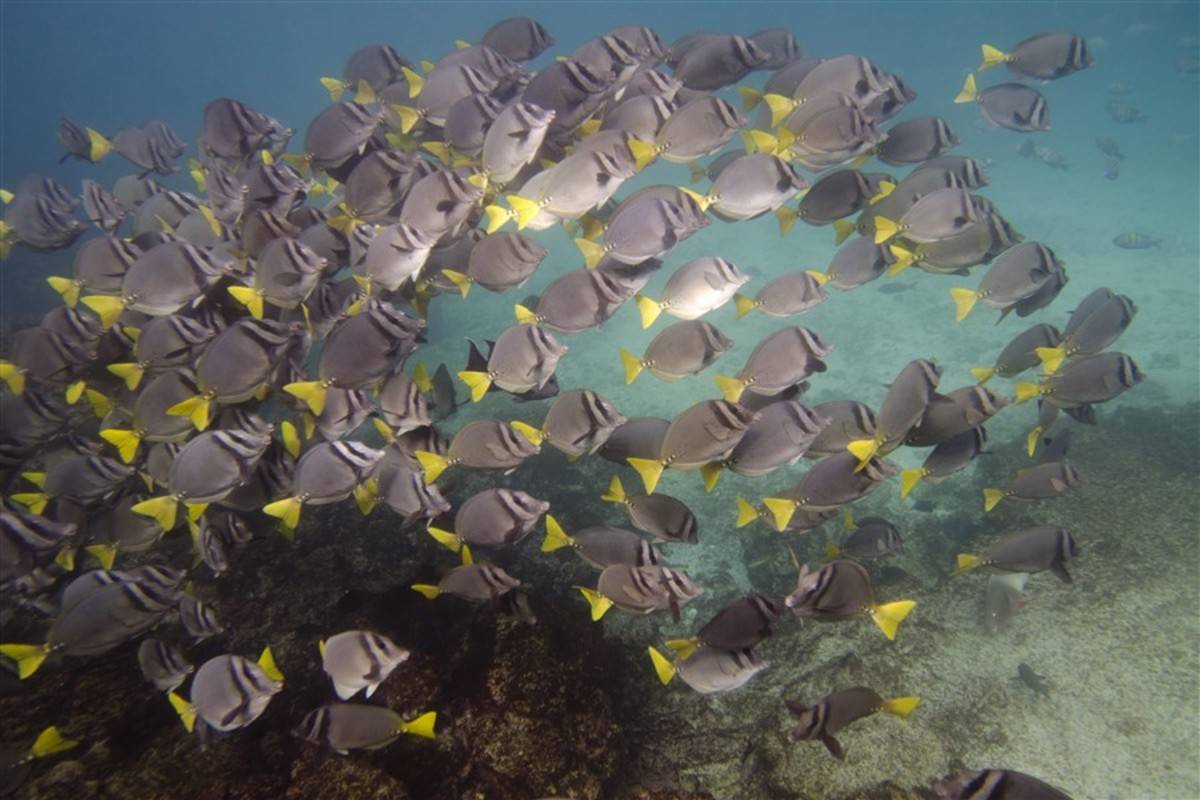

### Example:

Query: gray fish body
xmin=375 ymin=458 xmax=449 ymax=524
xmin=178 ymin=593 xmax=223 ymax=640
xmin=539 ymin=389 xmax=626 ymax=457
xmin=786 ymin=686 xmax=885 ymax=758
xmin=979 ymin=527 xmax=1078 ymax=582
xmin=1012 ymin=263 xmax=1068 ymax=317
xmin=520 ymin=60 xmax=613 ymax=135
xmin=724 ymin=401 xmax=828 ymax=476
xmin=913 ymin=156 xmax=988 ymax=188
xmin=709 ymin=155 xmax=808 ymax=221
xmin=80 ymin=179 xmax=127 ymax=233
xmin=1058 ymin=292 xmax=1136 ymax=359
xmin=466 ymin=232 xmax=547 ymax=292
xmin=121 ymin=242 xmax=234 ymax=317
xmin=71 ymin=235 xmax=141 ymax=295
xmin=620 ymin=492 xmax=697 ymax=544
xmin=657 ymin=97 xmax=745 ymax=162
xmin=447 ymin=420 xmax=540 ymax=471
xmin=439 ymin=561 xmax=520 ymax=601
xmin=252 ymin=237 xmax=326 ymax=309
xmin=748 ymin=28 xmax=799 ymax=70
xmin=786 ymin=560 xmax=876 ymax=621
xmin=485 ymin=324 xmax=567 ymax=393
xmin=304 ymin=102 xmax=381 ymax=170
xmin=1004 ymin=461 xmax=1082 ymax=501
xmin=290 ymin=442 xmax=382 ymax=505
xmin=313 ymin=388 xmax=375 ymax=441
xmin=895 ymin=188 xmax=979 ymax=243
xmin=455 ymin=489 xmax=548 ymax=548
xmin=874 ymin=359 xmax=943 ymax=451
xmin=399 ymin=169 xmax=483 ymax=238
xmin=190 ymin=653 xmax=282 ymax=733
xmin=657 ymin=256 xmax=749 ymax=320
xmin=798 ymin=169 xmax=875 ymax=225
xmin=196 ymin=319 xmax=298 ymax=403
xmin=200 ymin=98 xmax=289 ymax=166
xmin=670 ymin=35 xmax=767 ymax=90
xmin=857 ymin=167 xmax=963 ymax=236
xmin=319 ymin=301 xmax=423 ymax=389
xmin=597 ymin=564 xmax=702 ymax=616
xmin=343 ymin=149 xmax=417 ymax=220
xmin=877 ymin=116 xmax=958 ymax=165
xmin=138 ymin=638 xmax=193 ymax=692
xmin=641 ymin=320 xmax=733 ymax=380
xmin=660 ymin=399 xmax=757 ymax=470
xmin=443 ymin=93 xmax=504 ymax=157
xmin=321 ymin=630 xmax=409 ymax=700
xmin=358 ymin=222 xmax=436 ymax=291
xmin=88 ymin=495 xmax=165 ymax=552
xmin=481 ymin=17 xmax=554 ymax=62
xmin=601 ymin=197 xmax=697 ymax=264
xmin=839 ymin=517 xmax=903 ymax=559
xmin=482 ymin=102 xmax=556 ymax=185
xmin=976 ymin=83 xmax=1050 ymax=132
xmin=343 ymin=44 xmax=412 ymax=90
xmin=736 ymin=327 xmax=832 ymax=395
xmin=795 ymin=54 xmax=891 ymax=107
xmin=825 ymin=238 xmax=889 ymax=290
xmin=531 ymin=268 xmax=626 ymax=333
xmin=807 ymin=401 xmax=877 ymax=456
xmin=676 ymin=646 xmax=767 ymax=693
xmin=599 ymin=416 xmax=669 ymax=464
xmin=793 ymin=452 xmax=895 ymax=506
xmin=983 ymin=572 xmax=1028 ymax=633
xmin=535 ymin=149 xmax=636 ymax=222
xmin=935 ymin=768 xmax=1072 ymax=800
xmin=378 ymin=372 xmax=432 ymax=433
xmin=790 ymin=107 xmax=883 ymax=168
xmin=49 ymin=578 xmax=176 ymax=657
xmin=902 ymin=212 xmax=1021 ymax=273
xmin=296 ymin=703 xmax=409 ymax=753
xmin=906 ymin=386 xmax=1007 ymax=447
xmin=168 ymin=429 xmax=272 ymax=504
xmin=601 ymin=95 xmax=675 ymax=141
xmin=698 ymin=593 xmax=782 ymax=650
xmin=569 ymin=527 xmax=660 ymax=569
xmin=1002 ymin=32 xmax=1092 ymax=80
xmin=921 ymin=426 xmax=988 ymax=482
xmin=42 ymin=455 xmax=133 ymax=505
xmin=1040 ymin=352 xmax=1143 ymax=407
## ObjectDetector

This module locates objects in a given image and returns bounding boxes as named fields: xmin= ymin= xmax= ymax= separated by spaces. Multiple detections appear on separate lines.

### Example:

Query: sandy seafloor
xmin=1 ymin=2 xmax=1198 ymax=799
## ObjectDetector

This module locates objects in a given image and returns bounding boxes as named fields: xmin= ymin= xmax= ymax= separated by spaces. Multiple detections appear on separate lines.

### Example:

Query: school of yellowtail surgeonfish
xmin=0 ymin=17 xmax=1143 ymax=797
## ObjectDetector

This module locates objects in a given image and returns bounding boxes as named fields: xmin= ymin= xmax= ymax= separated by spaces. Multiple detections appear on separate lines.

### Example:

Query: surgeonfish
xmin=785 ymin=686 xmax=920 ymax=759
xmin=784 ymin=559 xmax=915 ymax=640
xmin=981 ymin=460 xmax=1082 ymax=511
xmin=320 ymin=630 xmax=410 ymax=700
xmin=600 ymin=475 xmax=697 ymax=543
xmin=294 ymin=703 xmax=436 ymax=753
xmin=647 ymin=644 xmax=767 ymax=693
xmin=978 ymin=34 xmax=1093 ymax=80
xmin=168 ymin=648 xmax=283 ymax=734
xmin=955 ymin=526 xmax=1079 ymax=583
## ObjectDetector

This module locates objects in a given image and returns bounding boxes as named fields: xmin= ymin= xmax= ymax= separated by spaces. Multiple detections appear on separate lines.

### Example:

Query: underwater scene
xmin=1 ymin=1 xmax=1198 ymax=798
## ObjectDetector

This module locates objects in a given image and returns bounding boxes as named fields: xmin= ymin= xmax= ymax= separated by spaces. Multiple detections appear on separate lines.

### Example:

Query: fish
xmin=637 ymin=256 xmax=748 ymax=328
xmin=905 ymin=385 xmax=1008 ymax=447
xmin=263 ymin=441 xmax=383 ymax=530
xmin=1016 ymin=662 xmax=1050 ymax=696
xmin=982 ymin=460 xmax=1082 ymax=511
xmin=511 ymin=389 xmax=626 ymax=458
xmin=669 ymin=34 xmax=767 ymax=91
xmin=874 ymin=187 xmax=980 ymax=245
xmin=627 ymin=399 xmax=757 ymax=493
xmin=761 ymin=54 xmax=891 ymax=126
xmin=954 ymin=76 xmax=1050 ymax=132
xmin=1112 ymin=232 xmax=1160 ymax=249
xmin=949 ymin=241 xmax=1064 ymax=322
xmin=443 ymin=232 xmax=548 ymax=295
xmin=715 ymin=327 xmax=832 ymax=403
xmin=319 ymin=630 xmax=410 ymax=700
xmin=621 ymin=320 xmax=733 ymax=384
xmin=978 ymin=34 xmax=1093 ymax=80
xmin=1015 ymin=352 xmax=1144 ymax=408
xmin=955 ymin=526 xmax=1079 ymax=583
xmin=933 ymin=768 xmax=1072 ymax=800
xmin=137 ymin=638 xmax=193 ymax=692
xmin=786 ymin=687 xmax=920 ymax=759
xmin=168 ymin=648 xmax=283 ymax=734
xmin=983 ymin=572 xmax=1028 ymax=633
xmin=668 ymin=593 xmax=783 ymax=657
xmin=637 ymin=96 xmax=745 ymax=168
xmin=876 ymin=116 xmax=958 ymax=165
xmin=480 ymin=102 xmax=556 ymax=187
xmin=826 ymin=510 xmax=902 ymax=560
xmin=598 ymin=416 xmax=669 ymax=465
xmin=480 ymin=16 xmax=554 ymax=62
xmin=411 ymin=549 xmax=522 ymax=602
xmin=0 ymin=727 xmax=77 ymax=795
xmin=846 ymin=358 xmax=942 ymax=466
xmin=762 ymin=452 xmax=896 ymax=531
xmin=354 ymin=222 xmax=438 ymax=294
xmin=1036 ymin=290 xmax=1136 ymax=373
xmin=519 ymin=60 xmax=613 ymax=137
xmin=600 ymin=476 xmax=697 ymax=543
xmin=429 ymin=488 xmax=548 ymax=552
xmin=580 ymin=563 xmax=703 ymax=621
xmin=703 ymin=399 xmax=829 ymax=490
xmin=57 ymin=116 xmax=112 ymax=163
xmin=541 ymin=515 xmax=661 ymax=569
xmin=294 ymin=703 xmax=436 ymax=752
xmin=577 ymin=195 xmax=705 ymax=269
xmin=457 ymin=324 xmax=567 ymax=401
xmin=416 ymin=420 xmax=540 ymax=483
xmin=901 ymin=426 xmax=989 ymax=498
xmin=513 ymin=267 xmax=628 ymax=334
xmin=971 ymin=324 xmax=1061 ymax=383
xmin=685 ymin=154 xmax=808 ymax=222
xmin=11 ymin=455 xmax=134 ymax=514
xmin=178 ymin=593 xmax=223 ymax=640
xmin=647 ymin=644 xmax=767 ymax=693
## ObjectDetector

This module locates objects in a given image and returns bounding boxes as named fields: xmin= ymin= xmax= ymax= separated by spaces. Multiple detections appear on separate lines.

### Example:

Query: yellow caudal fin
xmin=949 ymin=287 xmax=979 ymax=322
xmin=688 ymin=162 xmax=706 ymax=184
xmin=132 ymin=496 xmax=179 ymax=531
xmin=400 ymin=710 xmax=437 ymax=739
xmin=869 ymin=181 xmax=896 ymax=205
xmin=263 ymin=496 xmax=304 ymax=529
xmin=578 ymin=213 xmax=605 ymax=242
xmin=412 ymin=362 xmax=433 ymax=393
xmin=352 ymin=79 xmax=377 ymax=105
xmin=575 ymin=237 xmax=606 ymax=270
xmin=743 ymin=129 xmax=775 ymax=155
xmin=20 ymin=471 xmax=45 ymax=488
xmin=415 ymin=450 xmax=450 ymax=483
xmin=83 ymin=127 xmax=112 ymax=162
xmin=979 ymin=44 xmax=1010 ymax=71
xmin=227 ymin=285 xmax=265 ymax=319
xmin=635 ymin=295 xmax=664 ymax=329
xmin=166 ymin=395 xmax=212 ymax=431
xmin=577 ymin=117 xmax=602 ymax=138
xmin=953 ymin=553 xmax=981 ymax=575
xmin=843 ymin=509 xmax=857 ymax=531
xmin=46 ymin=276 xmax=80 ymax=307
xmin=982 ymin=488 xmax=1006 ymax=512
xmin=774 ymin=206 xmax=799 ymax=236
xmin=1026 ymin=425 xmax=1043 ymax=457
xmin=847 ymin=437 xmax=879 ymax=466
xmin=514 ymin=304 xmax=539 ymax=325
xmin=426 ymin=526 xmax=462 ymax=553
xmin=84 ymin=543 xmax=117 ymax=570
xmin=970 ymin=366 xmax=995 ymax=384
xmin=620 ymin=348 xmax=644 ymax=384
xmin=763 ymin=93 xmax=796 ymax=127
xmin=678 ymin=186 xmax=712 ymax=213
xmin=372 ymin=417 xmax=395 ymax=445
xmin=440 ymin=269 xmax=471 ymax=298
xmin=824 ymin=542 xmax=841 ymax=560
xmin=0 ymin=361 xmax=25 ymax=395
xmin=53 ymin=547 xmax=76 ymax=572
xmin=663 ymin=638 xmax=699 ymax=661
xmin=457 ymin=370 xmax=492 ymax=403
xmin=832 ymin=219 xmax=856 ymax=245
xmin=873 ymin=216 xmax=899 ymax=245
xmin=626 ymin=457 xmax=664 ymax=495
xmin=390 ymin=104 xmax=423 ymax=134
xmin=626 ymin=138 xmax=657 ymax=171
xmin=542 ymin=514 xmax=573 ymax=553
xmin=411 ymin=583 xmax=441 ymax=600
xmin=648 ymin=646 xmax=678 ymax=685
xmin=320 ymin=76 xmax=346 ymax=101
xmin=0 ymin=643 xmax=49 ymax=679
xmin=954 ymin=73 xmax=978 ymax=104
xmin=735 ymin=497 xmax=760 ymax=528
xmin=484 ymin=204 xmax=513 ymax=234
xmin=737 ymin=85 xmax=763 ymax=112
xmin=280 ymin=420 xmax=302 ymax=458
xmin=100 ymin=428 xmax=142 ymax=464
xmin=11 ymin=493 xmax=48 ymax=515
xmin=107 ymin=362 xmax=145 ymax=390
xmin=700 ymin=461 xmax=722 ymax=493
xmin=601 ymin=475 xmax=626 ymax=504
xmin=578 ymin=587 xmax=613 ymax=621
xmin=353 ymin=478 xmax=379 ymax=515
xmin=284 ymin=380 xmax=328 ymax=415
xmin=258 ymin=646 xmax=284 ymax=682
xmin=887 ymin=244 xmax=915 ymax=276
xmin=84 ymin=386 xmax=114 ymax=416
xmin=510 ymin=420 xmax=546 ymax=447
xmin=30 ymin=726 xmax=77 ymax=758
xmin=168 ymin=692 xmax=197 ymax=733
xmin=734 ymin=293 xmax=760 ymax=319
xmin=80 ymin=294 xmax=124 ymax=329
xmin=506 ymin=195 xmax=542 ymax=229
xmin=882 ymin=696 xmax=921 ymax=718
xmin=761 ymin=497 xmax=797 ymax=532
xmin=65 ymin=380 xmax=86 ymax=405
xmin=870 ymin=599 xmax=915 ymax=640
xmin=398 ymin=66 xmax=423 ymax=98
xmin=900 ymin=468 xmax=926 ymax=499
xmin=1014 ymin=382 xmax=1041 ymax=404
xmin=714 ymin=374 xmax=747 ymax=404
xmin=1036 ymin=346 xmax=1066 ymax=375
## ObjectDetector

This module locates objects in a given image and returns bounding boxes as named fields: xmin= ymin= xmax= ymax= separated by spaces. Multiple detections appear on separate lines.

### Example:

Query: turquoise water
xmin=1 ymin=3 xmax=1197 ymax=799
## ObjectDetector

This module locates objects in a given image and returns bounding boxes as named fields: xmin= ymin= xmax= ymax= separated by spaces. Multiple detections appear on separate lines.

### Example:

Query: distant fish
xmin=1112 ymin=232 xmax=1160 ymax=249
xmin=1106 ymin=100 xmax=1147 ymax=124
xmin=1095 ymin=137 xmax=1124 ymax=159
xmin=1104 ymin=159 xmax=1119 ymax=181
xmin=1033 ymin=146 xmax=1068 ymax=170
xmin=1107 ymin=80 xmax=1131 ymax=95
xmin=1016 ymin=662 xmax=1051 ymax=696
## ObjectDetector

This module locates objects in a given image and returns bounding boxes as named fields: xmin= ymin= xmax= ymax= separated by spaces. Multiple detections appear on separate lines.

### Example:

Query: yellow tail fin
xmin=86 ymin=127 xmax=112 ymax=161
xmin=510 ymin=420 xmax=546 ymax=447
xmin=284 ymin=380 xmax=328 ymax=415
xmin=735 ymin=497 xmax=759 ymax=528
xmin=400 ymin=66 xmax=424 ymax=98
xmin=514 ymin=304 xmax=539 ymax=326
xmin=415 ymin=450 xmax=450 ymax=483
xmin=824 ymin=542 xmax=841 ymax=559
xmin=970 ymin=366 xmax=995 ymax=384
xmin=0 ymin=643 xmax=49 ymax=679
xmin=873 ymin=216 xmax=899 ymax=245
xmin=320 ymin=76 xmax=346 ymax=101
xmin=575 ymin=237 xmax=606 ymax=270
xmin=1014 ymin=382 xmax=1041 ymax=404
xmin=400 ymin=710 xmax=437 ymax=739
xmin=391 ymin=104 xmax=423 ymax=134
xmin=714 ymin=374 xmax=747 ymax=404
xmin=978 ymin=44 xmax=1010 ymax=71
xmin=65 ymin=379 xmax=86 ymax=405
xmin=982 ymin=488 xmax=1006 ymax=512
xmin=132 ymin=496 xmax=179 ymax=531
xmin=11 ymin=493 xmax=48 ymax=515
xmin=626 ymin=457 xmax=665 ymax=495
xmin=1025 ymin=425 xmax=1043 ymax=457
xmin=601 ymin=475 xmax=626 ymax=504
xmin=763 ymin=93 xmax=796 ymax=127
xmin=168 ymin=692 xmax=197 ymax=733
xmin=353 ymin=478 xmax=379 ymax=515
xmin=871 ymin=599 xmax=915 ymax=640
xmin=620 ymin=348 xmax=644 ymax=384
xmin=227 ymin=285 xmax=265 ymax=319
xmin=457 ymin=370 xmax=492 ymax=403
xmin=1036 ymin=346 xmax=1066 ymax=375
xmin=949 ymin=287 xmax=979 ymax=322
xmin=263 ymin=496 xmax=304 ymax=529
xmin=426 ymin=526 xmax=462 ymax=553
xmin=165 ymin=394 xmax=212 ymax=431
xmin=664 ymin=638 xmax=699 ymax=661
xmin=80 ymin=295 xmax=125 ymax=329
xmin=100 ymin=428 xmax=142 ymax=464
xmin=484 ymin=204 xmax=513 ymax=234
xmin=847 ymin=437 xmax=879 ymax=466
xmin=869 ymin=181 xmax=896 ymax=205
xmin=774 ymin=206 xmax=799 ymax=236
xmin=577 ymin=117 xmax=602 ymax=138
xmin=635 ymin=295 xmax=663 ymax=329
xmin=46 ymin=276 xmax=80 ymax=307
xmin=954 ymin=73 xmax=978 ymax=104
xmin=626 ymin=138 xmax=657 ymax=171
xmin=30 ymin=726 xmax=77 ymax=757
xmin=578 ymin=587 xmax=613 ymax=621
xmin=648 ymin=646 xmax=677 ymax=685
xmin=900 ymin=468 xmax=926 ymax=499
xmin=887 ymin=244 xmax=915 ymax=276
xmin=700 ymin=462 xmax=722 ymax=493
xmin=881 ymin=696 xmax=921 ymax=718
xmin=832 ymin=219 xmax=856 ymax=245
xmin=737 ymin=86 xmax=763 ymax=112
xmin=506 ymin=195 xmax=543 ymax=230
xmin=734 ymin=293 xmax=759 ymax=319
xmin=953 ymin=553 xmax=981 ymax=575
xmin=761 ymin=497 xmax=798 ymax=532
xmin=107 ymin=362 xmax=145 ymax=391
xmin=84 ymin=543 xmax=117 ymax=570
xmin=542 ymin=514 xmax=573 ymax=552
xmin=411 ymin=583 xmax=441 ymax=599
